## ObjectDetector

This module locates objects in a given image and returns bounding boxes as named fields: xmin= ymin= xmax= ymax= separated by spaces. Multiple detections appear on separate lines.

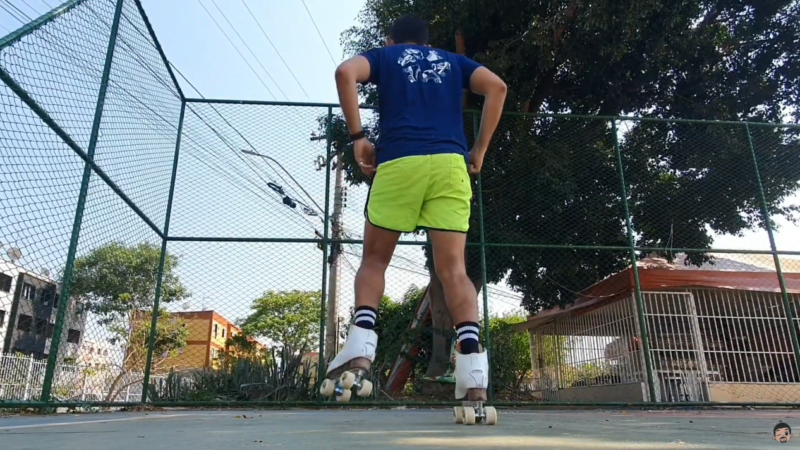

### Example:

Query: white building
xmin=0 ymin=260 xmax=86 ymax=360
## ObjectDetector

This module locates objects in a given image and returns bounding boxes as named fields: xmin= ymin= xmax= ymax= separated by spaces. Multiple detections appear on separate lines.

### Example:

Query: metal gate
xmin=641 ymin=292 xmax=710 ymax=402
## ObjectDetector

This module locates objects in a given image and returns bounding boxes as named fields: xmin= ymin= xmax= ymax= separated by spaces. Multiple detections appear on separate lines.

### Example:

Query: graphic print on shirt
xmin=397 ymin=48 xmax=451 ymax=84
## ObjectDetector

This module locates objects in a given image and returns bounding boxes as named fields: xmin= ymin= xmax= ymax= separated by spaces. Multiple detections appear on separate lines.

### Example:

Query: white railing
xmin=0 ymin=353 xmax=162 ymax=402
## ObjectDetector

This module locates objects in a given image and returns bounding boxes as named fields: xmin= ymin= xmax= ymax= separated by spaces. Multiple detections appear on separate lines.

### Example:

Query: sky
xmin=0 ymin=0 xmax=798 ymax=365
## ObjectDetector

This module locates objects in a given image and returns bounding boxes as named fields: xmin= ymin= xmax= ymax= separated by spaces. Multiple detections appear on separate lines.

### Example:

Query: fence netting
xmin=0 ymin=0 xmax=799 ymax=408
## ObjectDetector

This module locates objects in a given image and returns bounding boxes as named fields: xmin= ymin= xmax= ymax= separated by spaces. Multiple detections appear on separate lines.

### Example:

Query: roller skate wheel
xmin=356 ymin=379 xmax=373 ymax=397
xmin=336 ymin=389 xmax=352 ymax=402
xmin=319 ymin=379 xmax=336 ymax=397
xmin=453 ymin=406 xmax=464 ymax=424
xmin=462 ymin=406 xmax=476 ymax=425
xmin=339 ymin=371 xmax=356 ymax=389
xmin=485 ymin=406 xmax=498 ymax=425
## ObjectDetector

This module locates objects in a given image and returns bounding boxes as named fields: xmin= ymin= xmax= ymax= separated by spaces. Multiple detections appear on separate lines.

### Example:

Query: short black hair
xmin=775 ymin=422 xmax=792 ymax=435
xmin=389 ymin=14 xmax=428 ymax=45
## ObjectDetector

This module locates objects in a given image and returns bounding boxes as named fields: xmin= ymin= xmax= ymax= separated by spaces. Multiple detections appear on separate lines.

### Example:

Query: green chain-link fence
xmin=1 ymin=0 xmax=799 ymax=409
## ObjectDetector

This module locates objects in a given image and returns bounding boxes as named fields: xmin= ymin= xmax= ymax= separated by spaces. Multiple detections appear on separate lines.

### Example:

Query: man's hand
xmin=354 ymin=138 xmax=376 ymax=176
xmin=468 ymin=146 xmax=486 ymax=174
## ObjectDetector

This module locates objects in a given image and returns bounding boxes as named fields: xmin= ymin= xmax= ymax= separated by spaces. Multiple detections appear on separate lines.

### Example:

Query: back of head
xmin=388 ymin=14 xmax=429 ymax=46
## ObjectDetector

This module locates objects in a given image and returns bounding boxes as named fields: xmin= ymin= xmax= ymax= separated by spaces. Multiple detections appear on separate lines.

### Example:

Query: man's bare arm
xmin=469 ymin=67 xmax=507 ymax=151
xmin=334 ymin=55 xmax=372 ymax=137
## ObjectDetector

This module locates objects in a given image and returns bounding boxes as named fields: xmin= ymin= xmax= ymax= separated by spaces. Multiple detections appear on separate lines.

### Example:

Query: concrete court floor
xmin=0 ymin=408 xmax=797 ymax=449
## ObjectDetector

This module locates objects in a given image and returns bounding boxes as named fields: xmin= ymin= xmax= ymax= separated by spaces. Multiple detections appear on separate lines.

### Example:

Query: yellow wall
xmin=183 ymin=317 xmax=211 ymax=341
xmin=156 ymin=343 xmax=208 ymax=372
xmin=210 ymin=319 xmax=228 ymax=348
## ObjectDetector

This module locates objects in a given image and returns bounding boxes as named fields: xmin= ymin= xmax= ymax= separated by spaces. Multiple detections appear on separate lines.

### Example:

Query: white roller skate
xmin=319 ymin=324 xmax=377 ymax=402
xmin=452 ymin=348 xmax=498 ymax=425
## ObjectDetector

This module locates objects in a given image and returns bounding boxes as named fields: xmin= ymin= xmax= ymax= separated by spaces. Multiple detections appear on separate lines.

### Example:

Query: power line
xmin=209 ymin=0 xmax=288 ymax=100
xmin=10 ymin=0 xmax=318 ymax=235
xmin=196 ymin=0 xmax=277 ymax=99
xmin=16 ymin=0 xmax=39 ymax=17
xmin=241 ymin=0 xmax=310 ymax=100
xmin=0 ymin=0 xmax=28 ymax=23
xmin=300 ymin=0 xmax=337 ymax=67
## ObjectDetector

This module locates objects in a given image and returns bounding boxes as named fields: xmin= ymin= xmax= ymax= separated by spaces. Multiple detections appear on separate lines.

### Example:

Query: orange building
xmin=164 ymin=310 xmax=265 ymax=371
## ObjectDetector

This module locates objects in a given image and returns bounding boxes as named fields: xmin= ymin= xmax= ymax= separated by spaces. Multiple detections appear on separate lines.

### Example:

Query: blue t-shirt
xmin=359 ymin=44 xmax=483 ymax=166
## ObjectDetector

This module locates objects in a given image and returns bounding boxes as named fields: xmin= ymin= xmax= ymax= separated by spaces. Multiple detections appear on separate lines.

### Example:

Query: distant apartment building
xmin=77 ymin=339 xmax=116 ymax=370
xmin=0 ymin=261 xmax=87 ymax=360
xmin=159 ymin=310 xmax=265 ymax=371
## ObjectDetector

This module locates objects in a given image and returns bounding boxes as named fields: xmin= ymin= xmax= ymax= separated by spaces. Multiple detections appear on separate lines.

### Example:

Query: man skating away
xmin=328 ymin=14 xmax=507 ymax=402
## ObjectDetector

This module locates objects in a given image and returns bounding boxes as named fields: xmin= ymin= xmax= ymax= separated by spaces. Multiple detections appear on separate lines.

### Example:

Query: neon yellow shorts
xmin=365 ymin=153 xmax=472 ymax=233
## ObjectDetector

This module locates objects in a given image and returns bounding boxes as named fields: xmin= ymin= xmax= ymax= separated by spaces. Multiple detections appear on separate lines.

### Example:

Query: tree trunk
xmin=423 ymin=268 xmax=452 ymax=382
xmin=104 ymin=368 xmax=129 ymax=403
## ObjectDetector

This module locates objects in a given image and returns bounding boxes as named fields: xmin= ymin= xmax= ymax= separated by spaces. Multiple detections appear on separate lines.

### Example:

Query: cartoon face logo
xmin=773 ymin=422 xmax=793 ymax=443
xmin=397 ymin=48 xmax=451 ymax=83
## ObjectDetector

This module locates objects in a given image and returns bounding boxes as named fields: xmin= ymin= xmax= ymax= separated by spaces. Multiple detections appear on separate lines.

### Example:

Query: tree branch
xmin=456 ymin=29 xmax=470 ymax=108
xmin=525 ymin=0 xmax=581 ymax=113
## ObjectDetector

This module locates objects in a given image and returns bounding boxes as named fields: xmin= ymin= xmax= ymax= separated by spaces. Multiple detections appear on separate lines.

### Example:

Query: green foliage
xmin=148 ymin=346 xmax=316 ymax=402
xmin=71 ymin=241 xmax=188 ymax=334
xmin=70 ymin=241 xmax=190 ymax=401
xmin=239 ymin=290 xmax=321 ymax=353
xmin=323 ymin=0 xmax=800 ymax=315
xmin=126 ymin=308 xmax=189 ymax=370
xmin=487 ymin=314 xmax=533 ymax=394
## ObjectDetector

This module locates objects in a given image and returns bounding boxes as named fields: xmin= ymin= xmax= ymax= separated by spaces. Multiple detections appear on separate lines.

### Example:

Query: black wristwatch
xmin=349 ymin=130 xmax=366 ymax=141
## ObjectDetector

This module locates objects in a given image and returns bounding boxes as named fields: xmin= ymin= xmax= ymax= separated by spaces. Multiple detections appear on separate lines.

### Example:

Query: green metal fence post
xmin=0 ymin=0 xmax=87 ymax=51
xmin=472 ymin=112 xmax=493 ymax=402
xmin=745 ymin=123 xmax=800 ymax=369
xmin=316 ymin=107 xmax=334 ymax=398
xmin=611 ymin=119 xmax=657 ymax=402
xmin=140 ymin=101 xmax=186 ymax=403
xmin=40 ymin=0 xmax=125 ymax=405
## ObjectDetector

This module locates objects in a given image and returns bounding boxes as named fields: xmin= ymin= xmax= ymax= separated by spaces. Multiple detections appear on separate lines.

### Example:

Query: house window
xmin=0 ymin=310 xmax=5 ymax=326
xmin=210 ymin=348 xmax=219 ymax=359
xmin=0 ymin=274 xmax=11 ymax=293
xmin=22 ymin=283 xmax=37 ymax=301
xmin=17 ymin=314 xmax=32 ymax=332
xmin=34 ymin=319 xmax=47 ymax=336
xmin=222 ymin=328 xmax=226 ymax=338
xmin=214 ymin=323 xmax=218 ymax=339
xmin=67 ymin=329 xmax=81 ymax=344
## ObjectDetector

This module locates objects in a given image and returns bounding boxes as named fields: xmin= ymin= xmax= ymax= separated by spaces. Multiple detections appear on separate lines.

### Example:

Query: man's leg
xmin=352 ymin=221 xmax=401 ymax=328
xmin=429 ymin=229 xmax=488 ymax=400
xmin=326 ymin=156 xmax=426 ymax=377
xmin=417 ymin=153 xmax=488 ymax=400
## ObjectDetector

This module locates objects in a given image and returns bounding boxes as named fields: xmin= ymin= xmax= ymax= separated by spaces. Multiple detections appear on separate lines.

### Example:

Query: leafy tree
xmin=239 ymin=290 xmax=321 ymax=354
xmin=115 ymin=307 xmax=189 ymax=401
xmin=488 ymin=314 xmax=534 ymax=394
xmin=221 ymin=333 xmax=268 ymax=367
xmin=322 ymin=0 xmax=800 ymax=319
xmin=70 ymin=241 xmax=190 ymax=401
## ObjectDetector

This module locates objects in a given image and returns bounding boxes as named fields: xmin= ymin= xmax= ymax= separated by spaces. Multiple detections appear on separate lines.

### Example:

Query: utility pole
xmin=325 ymin=150 xmax=344 ymax=361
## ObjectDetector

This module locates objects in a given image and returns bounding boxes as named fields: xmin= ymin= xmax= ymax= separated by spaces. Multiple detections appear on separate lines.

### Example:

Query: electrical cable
xmin=240 ymin=0 xmax=310 ymax=100
xmin=300 ymin=0 xmax=337 ymax=67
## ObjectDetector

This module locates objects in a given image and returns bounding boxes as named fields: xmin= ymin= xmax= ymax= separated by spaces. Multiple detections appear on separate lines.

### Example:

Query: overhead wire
xmin=196 ymin=0 xmax=277 ymax=100
xmin=193 ymin=0 xmax=327 ymax=217
xmin=240 ymin=0 xmax=310 ymax=100
xmin=10 ymin=0 xmax=318 ymax=234
xmin=209 ymin=0 xmax=288 ymax=100
xmin=300 ymin=0 xmax=337 ymax=67
xmin=167 ymin=61 xmax=323 ymax=221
